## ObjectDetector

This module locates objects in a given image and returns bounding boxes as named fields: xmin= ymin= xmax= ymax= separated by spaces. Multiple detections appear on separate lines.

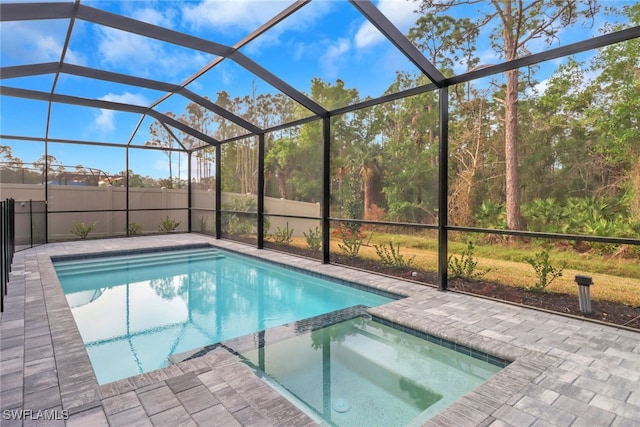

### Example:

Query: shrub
xmin=158 ymin=216 xmax=181 ymax=233
xmin=272 ymin=224 xmax=294 ymax=245
xmin=127 ymin=222 xmax=143 ymax=235
xmin=221 ymin=196 xmax=256 ymax=235
xmin=525 ymin=248 xmax=566 ymax=291
xmin=448 ymin=241 xmax=490 ymax=280
xmin=374 ymin=241 xmax=414 ymax=268
xmin=337 ymin=225 xmax=363 ymax=258
xmin=475 ymin=201 xmax=507 ymax=229
xmin=199 ymin=217 xmax=209 ymax=233
xmin=70 ymin=221 xmax=96 ymax=239
xmin=303 ymin=226 xmax=322 ymax=252
xmin=220 ymin=196 xmax=269 ymax=238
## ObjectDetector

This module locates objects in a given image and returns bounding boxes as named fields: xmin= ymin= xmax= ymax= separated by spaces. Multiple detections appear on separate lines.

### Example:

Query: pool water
xmin=54 ymin=248 xmax=393 ymax=384
xmin=240 ymin=317 xmax=504 ymax=427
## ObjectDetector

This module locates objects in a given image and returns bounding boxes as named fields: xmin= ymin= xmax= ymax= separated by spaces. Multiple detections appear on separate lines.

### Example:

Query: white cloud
xmin=132 ymin=7 xmax=174 ymax=27
xmin=1 ymin=21 xmax=86 ymax=65
xmin=96 ymin=25 xmax=210 ymax=80
xmin=476 ymin=47 xmax=500 ymax=66
xmin=89 ymin=2 xmax=209 ymax=79
xmin=98 ymin=27 xmax=161 ymax=71
xmin=320 ymin=38 xmax=351 ymax=78
xmin=354 ymin=0 xmax=420 ymax=49
xmin=95 ymin=92 xmax=149 ymax=132
xmin=181 ymin=0 xmax=333 ymax=54
xmin=182 ymin=0 xmax=292 ymax=33
xmin=531 ymin=78 xmax=550 ymax=97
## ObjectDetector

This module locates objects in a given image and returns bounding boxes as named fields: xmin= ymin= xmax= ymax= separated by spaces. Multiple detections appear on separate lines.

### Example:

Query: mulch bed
xmin=265 ymin=243 xmax=640 ymax=331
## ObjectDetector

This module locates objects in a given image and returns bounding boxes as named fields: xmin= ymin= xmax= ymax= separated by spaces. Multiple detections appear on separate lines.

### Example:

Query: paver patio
xmin=1 ymin=234 xmax=639 ymax=426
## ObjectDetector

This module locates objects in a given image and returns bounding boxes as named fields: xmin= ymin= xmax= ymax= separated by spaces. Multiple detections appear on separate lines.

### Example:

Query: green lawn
xmin=287 ymin=229 xmax=640 ymax=307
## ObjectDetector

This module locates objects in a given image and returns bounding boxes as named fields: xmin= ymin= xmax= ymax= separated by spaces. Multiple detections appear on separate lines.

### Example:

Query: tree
xmin=147 ymin=116 xmax=178 ymax=188
xmin=379 ymin=73 xmax=440 ymax=223
xmin=416 ymin=0 xmax=598 ymax=231
xmin=408 ymin=13 xmax=479 ymax=76
xmin=586 ymin=4 xmax=640 ymax=219
xmin=265 ymin=136 xmax=299 ymax=199
xmin=307 ymin=78 xmax=385 ymax=219
xmin=115 ymin=170 xmax=146 ymax=188
xmin=0 ymin=145 xmax=27 ymax=184
xmin=448 ymin=86 xmax=496 ymax=226
xmin=525 ymin=58 xmax=595 ymax=200
xmin=0 ymin=145 xmax=15 ymax=164
xmin=33 ymin=154 xmax=60 ymax=184
xmin=179 ymin=100 xmax=215 ymax=185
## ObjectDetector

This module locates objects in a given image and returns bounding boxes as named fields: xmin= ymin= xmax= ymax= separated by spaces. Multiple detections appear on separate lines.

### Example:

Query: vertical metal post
xmin=257 ymin=134 xmax=265 ymax=249
xmin=322 ymin=329 xmax=331 ymax=418
xmin=1 ymin=201 xmax=5 ymax=299
xmin=188 ymin=151 xmax=192 ymax=233
xmin=322 ymin=116 xmax=331 ymax=264
xmin=29 ymin=199 xmax=34 ymax=248
xmin=215 ymin=143 xmax=222 ymax=239
xmin=1 ymin=200 xmax=5 ymax=312
xmin=11 ymin=199 xmax=14 ymax=256
xmin=125 ymin=146 xmax=130 ymax=236
xmin=1 ymin=199 xmax=15 ymax=312
xmin=437 ymin=87 xmax=449 ymax=291
xmin=44 ymin=141 xmax=49 ymax=243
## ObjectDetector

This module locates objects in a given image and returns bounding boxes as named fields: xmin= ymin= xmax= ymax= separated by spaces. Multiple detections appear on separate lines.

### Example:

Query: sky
xmin=0 ymin=0 xmax=633 ymax=180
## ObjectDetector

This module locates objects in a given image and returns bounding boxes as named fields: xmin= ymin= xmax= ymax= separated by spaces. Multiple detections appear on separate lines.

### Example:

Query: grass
xmin=285 ymin=230 xmax=640 ymax=307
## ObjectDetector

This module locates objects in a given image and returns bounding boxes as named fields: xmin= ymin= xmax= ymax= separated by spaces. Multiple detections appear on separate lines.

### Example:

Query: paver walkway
xmin=1 ymin=234 xmax=639 ymax=426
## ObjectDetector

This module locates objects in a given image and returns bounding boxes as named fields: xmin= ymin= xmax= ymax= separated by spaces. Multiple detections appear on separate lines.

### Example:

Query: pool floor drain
xmin=332 ymin=398 xmax=351 ymax=413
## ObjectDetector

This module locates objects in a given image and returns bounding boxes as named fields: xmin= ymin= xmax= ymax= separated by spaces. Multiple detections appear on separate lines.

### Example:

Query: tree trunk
xmin=504 ymin=72 xmax=522 ymax=231
xmin=502 ymin=3 xmax=522 ymax=231
xmin=631 ymin=157 xmax=640 ymax=221
xmin=361 ymin=166 xmax=375 ymax=220
xmin=168 ymin=152 xmax=173 ymax=187
xmin=277 ymin=173 xmax=288 ymax=199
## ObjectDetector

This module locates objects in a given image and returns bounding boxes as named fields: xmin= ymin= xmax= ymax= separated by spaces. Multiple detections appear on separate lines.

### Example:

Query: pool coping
xmin=171 ymin=305 xmax=511 ymax=371
xmin=2 ymin=234 xmax=639 ymax=426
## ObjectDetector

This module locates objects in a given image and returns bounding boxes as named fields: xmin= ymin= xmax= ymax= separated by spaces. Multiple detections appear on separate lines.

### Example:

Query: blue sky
xmin=0 ymin=0 xmax=632 ymax=180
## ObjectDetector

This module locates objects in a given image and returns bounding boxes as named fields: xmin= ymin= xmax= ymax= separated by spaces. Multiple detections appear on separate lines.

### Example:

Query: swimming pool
xmin=54 ymin=247 xmax=395 ymax=384
xmin=239 ymin=315 xmax=506 ymax=426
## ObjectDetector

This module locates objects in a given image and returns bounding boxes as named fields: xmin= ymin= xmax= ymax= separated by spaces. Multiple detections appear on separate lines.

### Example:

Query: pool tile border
xmin=173 ymin=305 xmax=371 ymax=364
xmin=371 ymin=315 xmax=511 ymax=368
xmin=206 ymin=244 xmax=405 ymax=301
xmin=49 ymin=243 xmax=212 ymax=262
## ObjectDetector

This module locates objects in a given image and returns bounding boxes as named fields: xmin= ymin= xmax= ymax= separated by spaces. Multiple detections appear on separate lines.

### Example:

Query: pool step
xmin=55 ymin=249 xmax=224 ymax=276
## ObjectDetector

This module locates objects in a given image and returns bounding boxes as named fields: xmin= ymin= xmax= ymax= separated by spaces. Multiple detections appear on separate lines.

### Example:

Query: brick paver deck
xmin=1 ymin=234 xmax=639 ymax=426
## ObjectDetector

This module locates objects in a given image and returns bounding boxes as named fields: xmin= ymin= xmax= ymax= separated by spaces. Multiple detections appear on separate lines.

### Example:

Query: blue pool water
xmin=54 ymin=247 xmax=394 ymax=384
xmin=240 ymin=317 xmax=504 ymax=426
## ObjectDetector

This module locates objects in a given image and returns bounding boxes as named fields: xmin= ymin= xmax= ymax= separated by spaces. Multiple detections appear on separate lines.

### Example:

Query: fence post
xmin=30 ymin=199 xmax=33 ymax=248
xmin=1 ymin=199 xmax=16 ymax=313
xmin=1 ymin=199 xmax=5 ymax=312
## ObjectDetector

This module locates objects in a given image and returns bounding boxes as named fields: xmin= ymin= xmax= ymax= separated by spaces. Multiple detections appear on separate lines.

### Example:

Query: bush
xmin=525 ymin=248 xmax=566 ymax=291
xmin=127 ymin=222 xmax=143 ymax=235
xmin=198 ymin=217 xmax=209 ymax=233
xmin=374 ymin=241 xmax=414 ymax=268
xmin=272 ymin=223 xmax=294 ymax=245
xmin=220 ymin=196 xmax=270 ymax=238
xmin=70 ymin=221 xmax=96 ymax=239
xmin=158 ymin=216 xmax=181 ymax=233
xmin=448 ymin=241 xmax=490 ymax=280
xmin=475 ymin=201 xmax=507 ymax=229
xmin=337 ymin=225 xmax=363 ymax=258
xmin=303 ymin=227 xmax=322 ymax=252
